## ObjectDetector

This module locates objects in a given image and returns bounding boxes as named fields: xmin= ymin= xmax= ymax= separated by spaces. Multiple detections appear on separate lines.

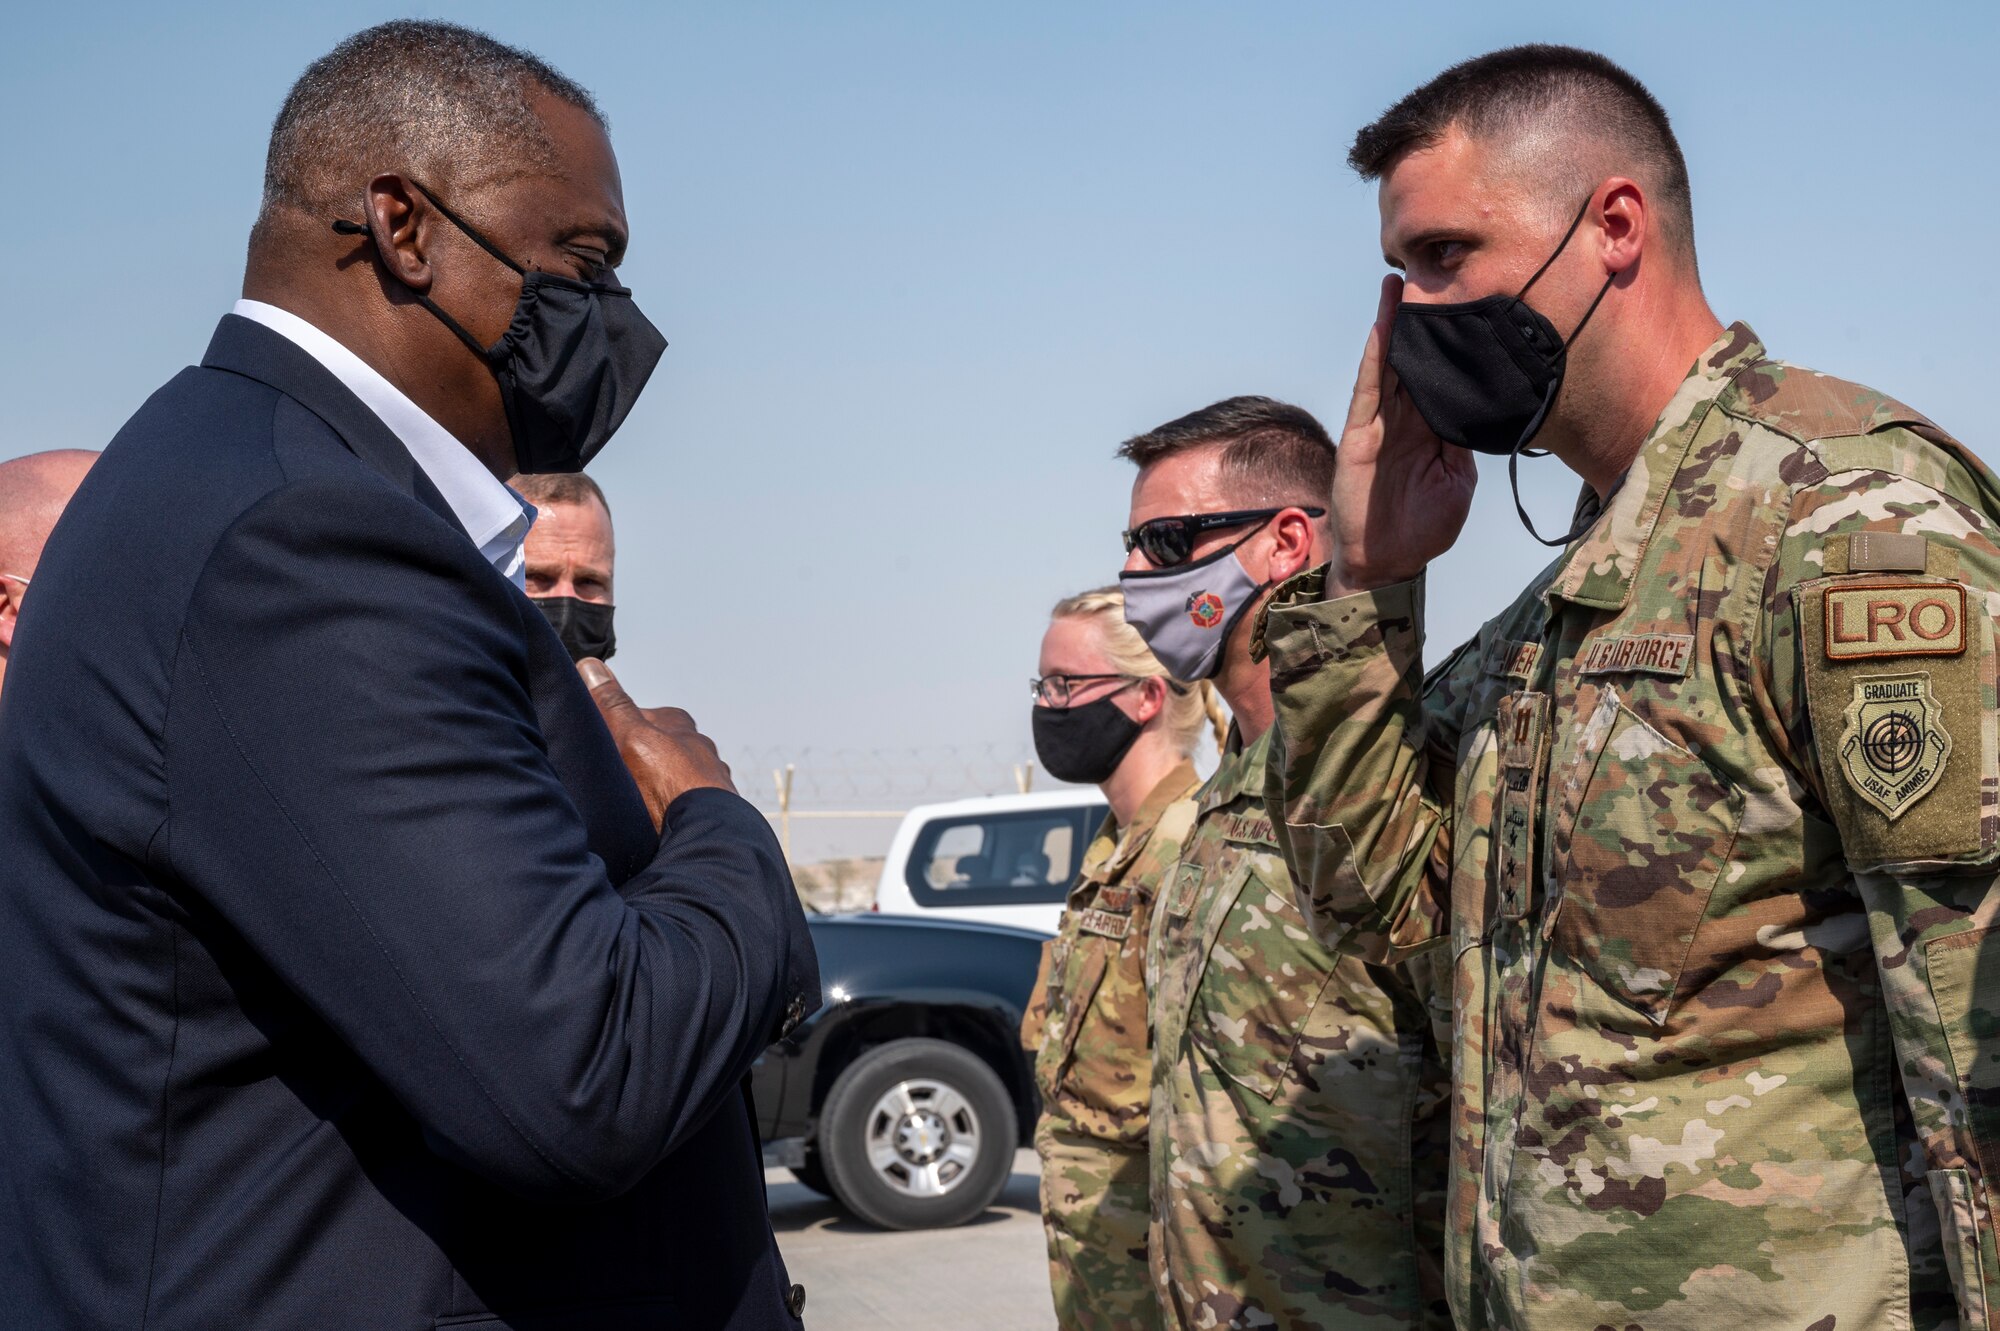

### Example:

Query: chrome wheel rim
xmin=862 ymin=1077 xmax=981 ymax=1198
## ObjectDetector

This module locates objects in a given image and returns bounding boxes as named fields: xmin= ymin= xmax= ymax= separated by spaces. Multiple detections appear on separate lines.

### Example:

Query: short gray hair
xmin=257 ymin=20 xmax=602 ymax=232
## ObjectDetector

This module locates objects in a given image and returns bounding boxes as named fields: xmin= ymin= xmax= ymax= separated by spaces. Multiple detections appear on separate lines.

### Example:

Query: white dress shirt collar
xmin=229 ymin=299 xmax=534 ymax=587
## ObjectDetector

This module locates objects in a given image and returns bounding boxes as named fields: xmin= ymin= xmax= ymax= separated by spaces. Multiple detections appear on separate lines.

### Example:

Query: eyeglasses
xmin=0 ymin=572 xmax=29 ymax=586
xmin=1030 ymin=674 xmax=1140 ymax=708
xmin=1121 ymin=506 xmax=1325 ymax=569
xmin=1031 ymin=673 xmax=1188 ymax=707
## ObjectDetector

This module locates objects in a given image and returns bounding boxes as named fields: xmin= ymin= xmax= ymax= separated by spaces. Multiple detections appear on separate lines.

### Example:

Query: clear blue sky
xmin=5 ymin=2 xmax=1996 ymax=855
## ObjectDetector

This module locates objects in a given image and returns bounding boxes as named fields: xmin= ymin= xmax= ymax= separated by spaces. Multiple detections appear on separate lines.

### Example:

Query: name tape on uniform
xmin=1076 ymin=908 xmax=1132 ymax=939
xmin=1481 ymin=639 xmax=1542 ymax=680
xmin=1822 ymin=582 xmax=1965 ymax=660
xmin=1577 ymin=633 xmax=1694 ymax=678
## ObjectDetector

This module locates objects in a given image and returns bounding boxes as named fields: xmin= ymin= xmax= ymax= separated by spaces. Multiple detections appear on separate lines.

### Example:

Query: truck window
xmin=906 ymin=806 xmax=1105 ymax=907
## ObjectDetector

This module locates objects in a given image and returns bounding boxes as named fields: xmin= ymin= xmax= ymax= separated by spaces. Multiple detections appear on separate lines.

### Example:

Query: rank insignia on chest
xmin=1837 ymin=672 xmax=1951 ymax=819
xmin=1166 ymin=863 xmax=1203 ymax=918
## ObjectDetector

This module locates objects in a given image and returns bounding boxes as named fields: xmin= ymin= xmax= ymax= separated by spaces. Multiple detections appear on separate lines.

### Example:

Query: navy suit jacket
xmin=0 ymin=315 xmax=819 ymax=1330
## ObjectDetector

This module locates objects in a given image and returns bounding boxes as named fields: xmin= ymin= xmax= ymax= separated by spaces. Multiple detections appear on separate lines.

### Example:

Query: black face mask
xmin=333 ymin=182 xmax=668 ymax=474
xmin=532 ymin=595 xmax=617 ymax=663
xmin=1387 ymin=197 xmax=1615 ymax=546
xmin=1032 ymin=695 xmax=1142 ymax=786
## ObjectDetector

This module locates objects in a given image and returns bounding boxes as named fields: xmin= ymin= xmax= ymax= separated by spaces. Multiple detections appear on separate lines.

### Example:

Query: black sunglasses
xmin=1122 ymin=506 xmax=1326 ymax=569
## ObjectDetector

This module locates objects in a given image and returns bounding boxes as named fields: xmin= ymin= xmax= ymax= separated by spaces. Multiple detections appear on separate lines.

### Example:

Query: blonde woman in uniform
xmin=1022 ymin=587 xmax=1226 ymax=1331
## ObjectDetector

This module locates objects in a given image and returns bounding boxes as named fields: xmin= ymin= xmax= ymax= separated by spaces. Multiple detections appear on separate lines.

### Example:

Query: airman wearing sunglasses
xmin=1115 ymin=397 xmax=1449 ymax=1330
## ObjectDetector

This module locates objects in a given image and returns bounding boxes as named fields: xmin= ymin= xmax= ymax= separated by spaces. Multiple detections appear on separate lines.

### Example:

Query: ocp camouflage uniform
xmin=1031 ymin=762 xmax=1201 ymax=1331
xmin=1148 ymin=728 xmax=1449 ymax=1330
xmin=1262 ymin=322 xmax=2000 ymax=1330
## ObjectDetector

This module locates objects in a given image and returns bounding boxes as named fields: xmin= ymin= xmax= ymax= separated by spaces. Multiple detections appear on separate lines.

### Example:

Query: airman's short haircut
xmin=513 ymin=472 xmax=610 ymax=518
xmin=1350 ymin=45 xmax=1696 ymax=264
xmin=256 ymin=20 xmax=601 ymax=237
xmin=1116 ymin=396 xmax=1335 ymax=507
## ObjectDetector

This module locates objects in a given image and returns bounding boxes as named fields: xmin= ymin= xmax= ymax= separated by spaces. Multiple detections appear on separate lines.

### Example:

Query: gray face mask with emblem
xmin=1118 ymin=528 xmax=1269 ymax=683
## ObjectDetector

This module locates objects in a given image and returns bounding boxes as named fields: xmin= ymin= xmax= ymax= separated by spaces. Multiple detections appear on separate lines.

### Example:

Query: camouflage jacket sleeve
xmin=1021 ymin=938 xmax=1055 ymax=1051
xmin=1762 ymin=428 xmax=2000 ymax=1329
xmin=1258 ymin=566 xmax=1478 ymax=964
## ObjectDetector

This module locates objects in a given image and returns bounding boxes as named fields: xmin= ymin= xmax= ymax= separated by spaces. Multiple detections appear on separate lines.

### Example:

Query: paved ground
xmin=767 ymin=1148 xmax=1057 ymax=1331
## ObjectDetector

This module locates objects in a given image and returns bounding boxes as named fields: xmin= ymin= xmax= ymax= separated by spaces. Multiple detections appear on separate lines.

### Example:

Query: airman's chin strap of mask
xmin=1506 ymin=267 xmax=1615 ymax=549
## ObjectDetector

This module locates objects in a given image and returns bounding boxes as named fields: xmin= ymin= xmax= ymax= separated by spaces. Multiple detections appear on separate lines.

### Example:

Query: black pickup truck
xmin=751 ymin=912 xmax=1046 ymax=1230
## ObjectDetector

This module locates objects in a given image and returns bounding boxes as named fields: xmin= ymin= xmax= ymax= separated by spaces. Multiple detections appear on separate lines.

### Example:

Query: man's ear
xmin=1264 ymin=506 xmax=1318 ymax=585
xmin=1596 ymin=177 xmax=1647 ymax=276
xmin=364 ymin=174 xmax=436 ymax=293
xmin=0 ymin=584 xmax=19 ymax=652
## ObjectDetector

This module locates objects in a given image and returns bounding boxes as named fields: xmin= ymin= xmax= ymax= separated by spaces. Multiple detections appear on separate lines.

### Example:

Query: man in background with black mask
xmin=1116 ymin=397 xmax=1449 ymax=1329
xmin=1264 ymin=44 xmax=2000 ymax=1331
xmin=0 ymin=21 xmax=815 ymax=1331
xmin=517 ymin=471 xmax=618 ymax=663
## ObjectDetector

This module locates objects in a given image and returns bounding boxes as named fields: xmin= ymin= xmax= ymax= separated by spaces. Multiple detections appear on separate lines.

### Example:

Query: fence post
xmin=773 ymin=763 xmax=796 ymax=864
xmin=1014 ymin=762 xmax=1034 ymax=794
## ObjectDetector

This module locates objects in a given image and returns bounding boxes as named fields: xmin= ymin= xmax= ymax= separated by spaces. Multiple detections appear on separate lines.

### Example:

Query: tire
xmin=789 ymin=1150 xmax=833 ymax=1197
xmin=816 ymin=1037 xmax=1018 ymax=1230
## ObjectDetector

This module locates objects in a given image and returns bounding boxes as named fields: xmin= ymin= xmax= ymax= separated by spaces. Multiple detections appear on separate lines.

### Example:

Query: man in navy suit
xmin=0 ymin=20 xmax=817 ymax=1330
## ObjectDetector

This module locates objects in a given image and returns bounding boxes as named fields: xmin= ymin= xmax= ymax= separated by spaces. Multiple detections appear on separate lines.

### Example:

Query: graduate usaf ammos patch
xmin=1837 ymin=673 xmax=1951 ymax=819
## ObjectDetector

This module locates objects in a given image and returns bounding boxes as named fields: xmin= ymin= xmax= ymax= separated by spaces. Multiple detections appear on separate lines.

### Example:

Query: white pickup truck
xmin=872 ymin=790 xmax=1109 ymax=936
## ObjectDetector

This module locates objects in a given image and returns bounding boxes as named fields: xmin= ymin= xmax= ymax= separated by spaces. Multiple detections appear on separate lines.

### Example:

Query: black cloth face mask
xmin=333 ymin=182 xmax=668 ymax=474
xmin=1386 ymin=197 xmax=1615 ymax=546
xmin=532 ymin=595 xmax=616 ymax=663
xmin=1032 ymin=694 xmax=1143 ymax=786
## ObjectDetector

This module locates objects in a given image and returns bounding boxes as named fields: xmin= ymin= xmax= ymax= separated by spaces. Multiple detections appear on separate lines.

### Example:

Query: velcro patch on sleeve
xmin=1848 ymin=531 xmax=1929 ymax=573
xmin=1823 ymin=582 xmax=1966 ymax=660
xmin=1577 ymin=633 xmax=1694 ymax=677
xmin=1799 ymin=576 xmax=1985 ymax=865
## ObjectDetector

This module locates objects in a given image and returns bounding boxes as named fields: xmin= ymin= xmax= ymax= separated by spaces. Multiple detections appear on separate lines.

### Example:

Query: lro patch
xmin=1837 ymin=672 xmax=1950 ymax=819
xmin=1822 ymin=582 xmax=1966 ymax=660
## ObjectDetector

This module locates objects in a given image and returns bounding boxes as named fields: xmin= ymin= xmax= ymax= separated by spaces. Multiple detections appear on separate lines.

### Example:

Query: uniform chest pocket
xmin=1035 ymin=939 xmax=1110 ymax=1101
xmin=1552 ymin=693 xmax=1743 ymax=1023
xmin=1190 ymin=859 xmax=1337 ymax=1100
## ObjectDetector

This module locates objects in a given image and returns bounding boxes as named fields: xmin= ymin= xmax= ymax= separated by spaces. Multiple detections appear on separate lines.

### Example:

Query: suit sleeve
xmin=163 ymin=480 xmax=811 ymax=1203
xmin=1259 ymin=566 xmax=1473 ymax=964
xmin=1761 ymin=447 xmax=2000 ymax=1329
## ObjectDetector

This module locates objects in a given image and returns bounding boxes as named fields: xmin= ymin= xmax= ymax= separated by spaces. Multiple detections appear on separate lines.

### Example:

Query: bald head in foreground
xmin=0 ymin=448 xmax=96 ymax=701
xmin=0 ymin=21 xmax=815 ymax=1331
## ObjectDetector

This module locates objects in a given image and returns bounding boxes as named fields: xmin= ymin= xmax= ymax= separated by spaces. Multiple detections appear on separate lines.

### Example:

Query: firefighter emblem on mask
xmin=1186 ymin=592 xmax=1224 ymax=629
xmin=1837 ymin=672 xmax=1951 ymax=819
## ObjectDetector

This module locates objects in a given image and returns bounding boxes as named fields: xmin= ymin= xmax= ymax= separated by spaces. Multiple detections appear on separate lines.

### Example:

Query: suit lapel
xmin=201 ymin=314 xmax=466 ymax=538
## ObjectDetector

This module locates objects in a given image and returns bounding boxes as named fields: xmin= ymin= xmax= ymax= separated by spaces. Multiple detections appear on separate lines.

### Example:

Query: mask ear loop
xmin=1508 ymin=267 xmax=1618 ymax=547
xmin=330 ymin=180 xmax=528 ymax=364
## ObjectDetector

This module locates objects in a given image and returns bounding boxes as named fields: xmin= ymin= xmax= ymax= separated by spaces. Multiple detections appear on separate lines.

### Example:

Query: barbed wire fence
xmin=725 ymin=743 xmax=1044 ymax=911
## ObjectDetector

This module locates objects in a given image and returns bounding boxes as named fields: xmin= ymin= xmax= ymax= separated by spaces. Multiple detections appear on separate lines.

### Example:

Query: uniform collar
xmin=1546 ymin=321 xmax=1765 ymax=612
xmin=1198 ymin=725 xmax=1271 ymax=814
xmin=1088 ymin=761 xmax=1200 ymax=879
